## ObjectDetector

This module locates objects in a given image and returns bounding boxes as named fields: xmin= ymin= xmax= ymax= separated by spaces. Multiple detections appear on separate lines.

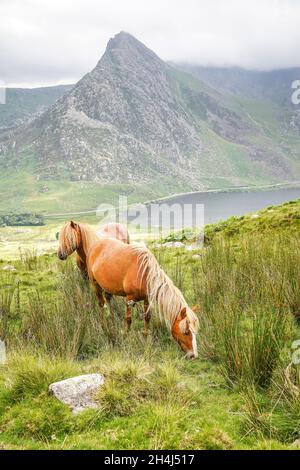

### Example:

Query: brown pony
xmin=57 ymin=221 xmax=130 ymax=277
xmin=87 ymin=238 xmax=199 ymax=358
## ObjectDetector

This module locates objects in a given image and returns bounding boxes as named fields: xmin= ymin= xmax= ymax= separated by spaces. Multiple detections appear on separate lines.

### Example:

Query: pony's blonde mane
xmin=59 ymin=222 xmax=99 ymax=256
xmin=132 ymin=244 xmax=199 ymax=333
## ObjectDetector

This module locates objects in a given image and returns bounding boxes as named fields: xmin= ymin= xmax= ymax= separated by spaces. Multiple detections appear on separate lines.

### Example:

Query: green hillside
xmin=170 ymin=66 xmax=300 ymax=184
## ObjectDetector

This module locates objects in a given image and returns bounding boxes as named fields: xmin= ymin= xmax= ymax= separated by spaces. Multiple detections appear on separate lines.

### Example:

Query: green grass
xmin=0 ymin=350 xmax=248 ymax=449
xmin=0 ymin=199 xmax=300 ymax=449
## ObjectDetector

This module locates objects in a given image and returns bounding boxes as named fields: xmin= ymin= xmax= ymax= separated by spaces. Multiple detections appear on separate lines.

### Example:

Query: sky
xmin=1 ymin=0 xmax=300 ymax=88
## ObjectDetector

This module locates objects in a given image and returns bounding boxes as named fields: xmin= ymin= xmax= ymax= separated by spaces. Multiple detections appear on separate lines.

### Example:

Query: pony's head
xmin=171 ymin=306 xmax=199 ymax=359
xmin=57 ymin=221 xmax=81 ymax=260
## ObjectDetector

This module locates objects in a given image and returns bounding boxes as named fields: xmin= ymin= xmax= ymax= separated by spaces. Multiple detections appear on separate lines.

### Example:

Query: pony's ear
xmin=70 ymin=220 xmax=77 ymax=229
xmin=179 ymin=307 xmax=187 ymax=320
xmin=192 ymin=305 xmax=200 ymax=313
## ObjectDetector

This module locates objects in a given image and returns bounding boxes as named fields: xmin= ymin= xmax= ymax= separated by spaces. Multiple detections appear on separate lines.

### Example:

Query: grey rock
xmin=49 ymin=374 xmax=104 ymax=414
xmin=292 ymin=438 xmax=300 ymax=448
xmin=2 ymin=265 xmax=16 ymax=271
xmin=186 ymin=244 xmax=202 ymax=251
xmin=161 ymin=241 xmax=185 ymax=248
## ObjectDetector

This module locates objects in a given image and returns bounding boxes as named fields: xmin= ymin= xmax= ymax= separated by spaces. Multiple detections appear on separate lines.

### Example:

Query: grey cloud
xmin=1 ymin=0 xmax=300 ymax=87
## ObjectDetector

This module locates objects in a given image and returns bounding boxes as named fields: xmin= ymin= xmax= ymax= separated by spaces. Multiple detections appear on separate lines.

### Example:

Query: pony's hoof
xmin=143 ymin=331 xmax=151 ymax=337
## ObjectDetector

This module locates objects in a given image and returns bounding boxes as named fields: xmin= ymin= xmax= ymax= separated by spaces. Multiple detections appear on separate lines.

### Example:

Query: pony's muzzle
xmin=185 ymin=351 xmax=197 ymax=360
xmin=58 ymin=252 xmax=67 ymax=261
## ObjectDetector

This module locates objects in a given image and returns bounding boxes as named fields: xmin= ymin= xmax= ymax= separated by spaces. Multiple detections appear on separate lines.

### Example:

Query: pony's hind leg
xmin=105 ymin=292 xmax=113 ymax=304
xmin=125 ymin=304 xmax=132 ymax=332
xmin=125 ymin=297 xmax=136 ymax=332
xmin=143 ymin=300 xmax=151 ymax=335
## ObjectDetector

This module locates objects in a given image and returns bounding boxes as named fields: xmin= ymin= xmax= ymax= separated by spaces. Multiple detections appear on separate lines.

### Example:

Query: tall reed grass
xmin=0 ymin=274 xmax=19 ymax=340
xmin=192 ymin=233 xmax=299 ymax=388
xmin=242 ymin=360 xmax=300 ymax=443
xmin=8 ymin=256 xmax=172 ymax=359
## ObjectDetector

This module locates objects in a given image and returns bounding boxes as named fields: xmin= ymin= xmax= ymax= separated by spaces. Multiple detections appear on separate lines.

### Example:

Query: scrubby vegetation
xmin=0 ymin=200 xmax=300 ymax=449
xmin=0 ymin=212 xmax=45 ymax=227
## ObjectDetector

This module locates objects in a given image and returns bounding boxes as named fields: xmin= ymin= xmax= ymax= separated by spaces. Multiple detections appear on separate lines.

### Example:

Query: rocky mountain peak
xmin=31 ymin=31 xmax=204 ymax=183
xmin=96 ymin=30 xmax=164 ymax=74
xmin=105 ymin=31 xmax=146 ymax=53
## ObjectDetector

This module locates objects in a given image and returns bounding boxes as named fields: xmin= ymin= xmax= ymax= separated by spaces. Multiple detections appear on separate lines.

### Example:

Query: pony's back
xmin=97 ymin=223 xmax=130 ymax=244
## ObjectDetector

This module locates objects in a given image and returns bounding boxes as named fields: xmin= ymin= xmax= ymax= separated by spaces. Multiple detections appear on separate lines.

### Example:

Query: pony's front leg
xmin=92 ymin=282 xmax=106 ymax=309
xmin=76 ymin=255 xmax=88 ymax=279
xmin=143 ymin=300 xmax=151 ymax=335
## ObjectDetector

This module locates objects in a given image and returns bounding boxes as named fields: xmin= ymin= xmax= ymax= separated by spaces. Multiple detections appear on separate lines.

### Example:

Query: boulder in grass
xmin=0 ymin=340 xmax=6 ymax=365
xmin=161 ymin=241 xmax=185 ymax=248
xmin=49 ymin=374 xmax=104 ymax=414
xmin=292 ymin=439 xmax=300 ymax=448
xmin=2 ymin=265 xmax=16 ymax=272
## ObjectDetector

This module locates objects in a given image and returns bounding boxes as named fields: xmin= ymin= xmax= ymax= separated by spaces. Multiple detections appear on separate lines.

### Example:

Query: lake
xmin=165 ymin=187 xmax=300 ymax=225
xmin=125 ymin=187 xmax=300 ymax=231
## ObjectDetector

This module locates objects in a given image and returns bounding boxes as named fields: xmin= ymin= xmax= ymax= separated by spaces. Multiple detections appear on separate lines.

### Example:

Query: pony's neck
xmin=76 ymin=224 xmax=98 ymax=262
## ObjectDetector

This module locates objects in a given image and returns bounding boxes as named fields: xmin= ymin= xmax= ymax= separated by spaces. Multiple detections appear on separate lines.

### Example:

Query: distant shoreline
xmin=144 ymin=181 xmax=300 ymax=205
xmin=43 ymin=181 xmax=300 ymax=218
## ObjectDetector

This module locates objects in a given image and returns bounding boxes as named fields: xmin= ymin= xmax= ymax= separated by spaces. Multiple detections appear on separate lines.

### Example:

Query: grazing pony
xmin=57 ymin=221 xmax=130 ymax=277
xmin=87 ymin=238 xmax=199 ymax=358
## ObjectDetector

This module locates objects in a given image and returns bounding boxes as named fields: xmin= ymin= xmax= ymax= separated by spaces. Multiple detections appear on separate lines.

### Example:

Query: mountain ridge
xmin=0 ymin=84 xmax=73 ymax=131
xmin=175 ymin=64 xmax=300 ymax=107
